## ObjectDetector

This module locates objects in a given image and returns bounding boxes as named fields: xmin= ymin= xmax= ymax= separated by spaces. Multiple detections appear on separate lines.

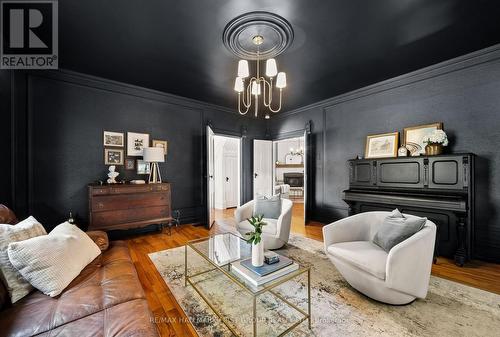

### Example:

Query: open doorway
xmin=273 ymin=136 xmax=306 ymax=228
xmin=207 ymin=133 xmax=242 ymax=228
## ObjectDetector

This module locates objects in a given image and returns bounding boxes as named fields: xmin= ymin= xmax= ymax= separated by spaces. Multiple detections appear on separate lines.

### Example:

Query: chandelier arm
xmin=262 ymin=78 xmax=272 ymax=107
xmin=268 ymin=88 xmax=283 ymax=113
xmin=238 ymin=92 xmax=250 ymax=115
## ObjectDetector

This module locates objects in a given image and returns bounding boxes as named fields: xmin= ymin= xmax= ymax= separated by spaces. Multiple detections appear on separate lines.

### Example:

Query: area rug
xmin=149 ymin=230 xmax=500 ymax=337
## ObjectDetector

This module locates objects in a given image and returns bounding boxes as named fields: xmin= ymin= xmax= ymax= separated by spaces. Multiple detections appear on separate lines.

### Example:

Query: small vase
xmin=251 ymin=241 xmax=264 ymax=267
xmin=425 ymin=143 xmax=443 ymax=156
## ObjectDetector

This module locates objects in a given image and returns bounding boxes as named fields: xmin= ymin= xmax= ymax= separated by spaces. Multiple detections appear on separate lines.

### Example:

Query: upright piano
xmin=343 ymin=154 xmax=475 ymax=266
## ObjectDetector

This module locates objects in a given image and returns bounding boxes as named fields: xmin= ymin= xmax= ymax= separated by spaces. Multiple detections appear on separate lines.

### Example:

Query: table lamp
xmin=143 ymin=147 xmax=165 ymax=183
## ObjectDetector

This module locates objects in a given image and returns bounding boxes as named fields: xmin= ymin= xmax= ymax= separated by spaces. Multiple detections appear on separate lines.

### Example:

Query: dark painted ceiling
xmin=59 ymin=0 xmax=500 ymax=114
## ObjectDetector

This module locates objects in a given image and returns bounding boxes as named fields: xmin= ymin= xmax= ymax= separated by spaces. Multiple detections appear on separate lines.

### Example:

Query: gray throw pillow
xmin=253 ymin=194 xmax=282 ymax=219
xmin=372 ymin=209 xmax=427 ymax=252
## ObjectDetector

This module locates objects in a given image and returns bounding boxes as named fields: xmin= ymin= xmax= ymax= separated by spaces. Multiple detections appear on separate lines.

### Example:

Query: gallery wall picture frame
xmin=127 ymin=132 xmax=150 ymax=156
xmin=104 ymin=148 xmax=124 ymax=165
xmin=136 ymin=159 xmax=151 ymax=175
xmin=125 ymin=158 xmax=135 ymax=170
xmin=103 ymin=131 xmax=124 ymax=147
xmin=152 ymin=139 xmax=168 ymax=155
xmin=365 ymin=132 xmax=399 ymax=159
xmin=403 ymin=122 xmax=443 ymax=156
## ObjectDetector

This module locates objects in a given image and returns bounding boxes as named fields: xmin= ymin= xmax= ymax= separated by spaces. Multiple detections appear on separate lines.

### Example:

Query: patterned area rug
xmin=149 ymin=227 xmax=500 ymax=337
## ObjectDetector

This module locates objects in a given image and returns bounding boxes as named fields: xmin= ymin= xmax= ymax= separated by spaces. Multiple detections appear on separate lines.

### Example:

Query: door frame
xmin=205 ymin=123 xmax=243 ymax=228
xmin=270 ymin=122 xmax=312 ymax=222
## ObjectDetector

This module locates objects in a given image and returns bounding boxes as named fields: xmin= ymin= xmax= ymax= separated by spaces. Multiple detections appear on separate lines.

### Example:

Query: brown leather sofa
xmin=0 ymin=205 xmax=159 ymax=337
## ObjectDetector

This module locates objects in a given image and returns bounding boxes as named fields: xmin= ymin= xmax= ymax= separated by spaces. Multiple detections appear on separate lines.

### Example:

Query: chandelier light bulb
xmin=251 ymin=81 xmax=261 ymax=95
xmin=237 ymin=60 xmax=249 ymax=78
xmin=265 ymin=114 xmax=270 ymax=119
xmin=266 ymin=58 xmax=278 ymax=77
xmin=276 ymin=72 xmax=287 ymax=88
xmin=234 ymin=77 xmax=244 ymax=92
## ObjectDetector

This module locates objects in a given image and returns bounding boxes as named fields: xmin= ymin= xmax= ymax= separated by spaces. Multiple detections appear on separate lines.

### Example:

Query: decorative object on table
xmin=104 ymin=148 xmax=124 ymax=165
xmin=127 ymin=132 xmax=150 ymax=156
xmin=152 ymin=139 xmax=168 ymax=155
xmin=241 ymin=253 xmax=293 ymax=276
xmin=245 ymin=215 xmax=267 ymax=267
xmin=106 ymin=165 xmax=119 ymax=184
xmin=124 ymin=158 xmax=135 ymax=170
xmin=398 ymin=145 xmax=409 ymax=157
xmin=423 ymin=129 xmax=449 ymax=156
xmin=365 ymin=132 xmax=399 ymax=159
xmin=143 ymin=147 xmax=165 ymax=183
xmin=130 ymin=179 xmax=146 ymax=184
xmin=405 ymin=142 xmax=422 ymax=156
xmin=67 ymin=211 xmax=75 ymax=225
xmin=136 ymin=159 xmax=151 ymax=175
xmin=264 ymin=251 xmax=280 ymax=265
xmin=403 ymin=122 xmax=443 ymax=156
xmin=103 ymin=131 xmax=124 ymax=147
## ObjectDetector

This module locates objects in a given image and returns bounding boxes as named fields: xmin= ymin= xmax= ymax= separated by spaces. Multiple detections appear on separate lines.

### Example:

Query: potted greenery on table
xmin=246 ymin=215 xmax=267 ymax=267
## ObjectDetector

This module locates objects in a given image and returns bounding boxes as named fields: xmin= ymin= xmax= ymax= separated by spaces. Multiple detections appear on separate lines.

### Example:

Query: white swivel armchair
xmin=322 ymin=211 xmax=437 ymax=305
xmin=235 ymin=199 xmax=293 ymax=249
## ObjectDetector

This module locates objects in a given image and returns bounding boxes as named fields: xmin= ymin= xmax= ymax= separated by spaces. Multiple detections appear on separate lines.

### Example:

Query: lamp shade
xmin=251 ymin=80 xmax=261 ymax=95
xmin=143 ymin=147 xmax=165 ymax=163
xmin=265 ymin=58 xmax=278 ymax=77
xmin=234 ymin=77 xmax=244 ymax=92
xmin=237 ymin=60 xmax=249 ymax=78
xmin=276 ymin=72 xmax=287 ymax=88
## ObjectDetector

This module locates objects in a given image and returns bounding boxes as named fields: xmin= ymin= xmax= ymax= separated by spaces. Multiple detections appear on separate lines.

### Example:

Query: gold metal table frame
xmin=185 ymin=233 xmax=311 ymax=337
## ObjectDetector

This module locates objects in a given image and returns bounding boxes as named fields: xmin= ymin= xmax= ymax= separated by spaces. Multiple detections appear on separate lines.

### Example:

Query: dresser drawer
xmin=91 ymin=192 xmax=170 ymax=212
xmin=91 ymin=187 xmax=110 ymax=195
xmin=91 ymin=206 xmax=171 ymax=227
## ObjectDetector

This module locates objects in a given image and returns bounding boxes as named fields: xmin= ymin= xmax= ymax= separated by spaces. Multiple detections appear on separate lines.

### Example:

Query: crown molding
xmin=275 ymin=43 xmax=500 ymax=119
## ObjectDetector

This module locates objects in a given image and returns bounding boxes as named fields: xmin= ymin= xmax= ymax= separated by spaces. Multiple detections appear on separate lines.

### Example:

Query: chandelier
xmin=223 ymin=12 xmax=294 ymax=119
xmin=233 ymin=35 xmax=287 ymax=118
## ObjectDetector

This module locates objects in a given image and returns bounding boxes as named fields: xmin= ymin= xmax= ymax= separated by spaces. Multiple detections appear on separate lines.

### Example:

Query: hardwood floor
xmin=126 ymin=202 xmax=500 ymax=336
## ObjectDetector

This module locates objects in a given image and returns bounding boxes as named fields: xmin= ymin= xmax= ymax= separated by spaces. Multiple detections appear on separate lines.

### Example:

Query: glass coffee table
xmin=185 ymin=233 xmax=311 ymax=337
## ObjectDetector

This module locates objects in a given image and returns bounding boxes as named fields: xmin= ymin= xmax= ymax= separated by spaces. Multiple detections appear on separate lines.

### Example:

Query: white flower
xmin=424 ymin=129 xmax=448 ymax=146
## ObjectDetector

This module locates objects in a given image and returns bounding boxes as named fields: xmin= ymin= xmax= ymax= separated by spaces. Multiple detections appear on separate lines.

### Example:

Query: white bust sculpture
xmin=107 ymin=165 xmax=119 ymax=184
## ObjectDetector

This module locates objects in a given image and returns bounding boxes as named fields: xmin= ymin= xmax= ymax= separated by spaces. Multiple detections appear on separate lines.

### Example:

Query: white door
xmin=224 ymin=155 xmax=238 ymax=208
xmin=253 ymin=140 xmax=273 ymax=197
xmin=207 ymin=126 xmax=215 ymax=228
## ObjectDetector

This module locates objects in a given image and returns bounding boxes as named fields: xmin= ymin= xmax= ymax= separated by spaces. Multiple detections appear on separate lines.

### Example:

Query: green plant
xmin=245 ymin=215 xmax=267 ymax=245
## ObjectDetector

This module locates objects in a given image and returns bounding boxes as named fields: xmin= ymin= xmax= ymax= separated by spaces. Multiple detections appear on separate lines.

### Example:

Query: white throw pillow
xmin=0 ymin=216 xmax=47 ymax=303
xmin=7 ymin=222 xmax=101 ymax=297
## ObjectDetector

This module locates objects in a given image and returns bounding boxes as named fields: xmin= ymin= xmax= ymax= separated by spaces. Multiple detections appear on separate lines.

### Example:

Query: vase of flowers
xmin=424 ymin=129 xmax=448 ymax=156
xmin=246 ymin=215 xmax=266 ymax=267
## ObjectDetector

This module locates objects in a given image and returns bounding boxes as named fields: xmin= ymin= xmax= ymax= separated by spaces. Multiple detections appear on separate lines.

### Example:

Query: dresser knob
xmin=98 ymin=202 xmax=104 ymax=208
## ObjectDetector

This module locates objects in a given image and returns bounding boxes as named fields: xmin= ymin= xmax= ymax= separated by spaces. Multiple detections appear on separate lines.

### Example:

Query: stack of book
xmin=231 ymin=252 xmax=299 ymax=287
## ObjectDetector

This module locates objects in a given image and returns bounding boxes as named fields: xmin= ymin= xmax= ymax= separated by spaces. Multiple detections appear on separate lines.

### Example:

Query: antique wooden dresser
xmin=88 ymin=183 xmax=173 ymax=231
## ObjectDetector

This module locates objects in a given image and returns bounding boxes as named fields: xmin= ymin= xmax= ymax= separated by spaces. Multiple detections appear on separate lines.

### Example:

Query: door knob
xmin=254 ymin=173 xmax=258 ymax=178
xmin=226 ymin=177 xmax=229 ymax=182
xmin=209 ymin=175 xmax=214 ymax=179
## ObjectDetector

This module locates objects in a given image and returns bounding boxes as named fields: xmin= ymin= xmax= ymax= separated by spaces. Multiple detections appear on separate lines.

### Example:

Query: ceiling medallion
xmin=223 ymin=12 xmax=294 ymax=118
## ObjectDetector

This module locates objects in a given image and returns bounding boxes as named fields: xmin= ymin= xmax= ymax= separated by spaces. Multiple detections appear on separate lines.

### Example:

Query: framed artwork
xmin=125 ymin=158 xmax=135 ymax=170
xmin=103 ymin=131 xmax=124 ymax=147
xmin=152 ymin=139 xmax=168 ymax=155
xmin=136 ymin=159 xmax=151 ymax=175
xmin=403 ymin=123 xmax=443 ymax=156
xmin=127 ymin=132 xmax=150 ymax=156
xmin=365 ymin=132 xmax=399 ymax=159
xmin=104 ymin=148 xmax=124 ymax=165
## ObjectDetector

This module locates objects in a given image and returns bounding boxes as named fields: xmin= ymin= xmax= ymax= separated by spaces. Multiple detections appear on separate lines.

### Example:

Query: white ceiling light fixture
xmin=223 ymin=12 xmax=294 ymax=118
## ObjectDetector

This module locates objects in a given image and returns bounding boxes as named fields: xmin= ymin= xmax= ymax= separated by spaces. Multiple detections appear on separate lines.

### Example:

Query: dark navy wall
xmin=269 ymin=45 xmax=500 ymax=262
xmin=0 ymin=71 xmax=11 ymax=207
xmin=6 ymin=70 xmax=266 ymax=230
